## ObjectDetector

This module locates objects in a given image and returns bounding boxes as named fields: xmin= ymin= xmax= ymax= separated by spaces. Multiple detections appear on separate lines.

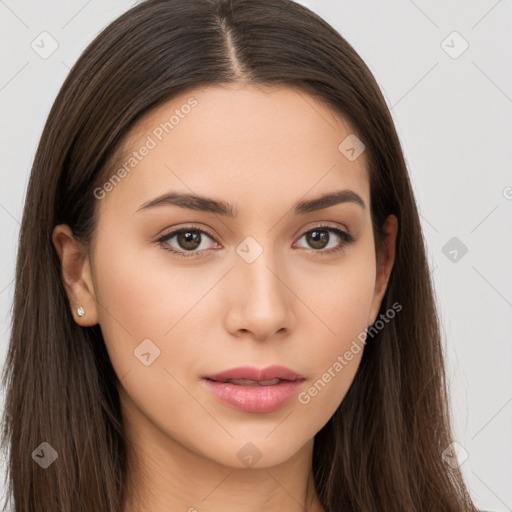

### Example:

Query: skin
xmin=53 ymin=83 xmax=397 ymax=512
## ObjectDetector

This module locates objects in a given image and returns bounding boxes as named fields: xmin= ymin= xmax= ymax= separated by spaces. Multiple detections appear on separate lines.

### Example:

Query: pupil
xmin=179 ymin=231 xmax=200 ymax=250
xmin=309 ymin=230 xmax=328 ymax=249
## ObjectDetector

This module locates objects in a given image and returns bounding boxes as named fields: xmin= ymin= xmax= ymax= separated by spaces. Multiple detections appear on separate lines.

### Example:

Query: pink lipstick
xmin=202 ymin=365 xmax=305 ymax=413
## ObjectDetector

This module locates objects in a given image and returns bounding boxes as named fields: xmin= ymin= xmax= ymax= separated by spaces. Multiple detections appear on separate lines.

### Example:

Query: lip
xmin=204 ymin=365 xmax=304 ymax=382
xmin=202 ymin=365 xmax=306 ymax=413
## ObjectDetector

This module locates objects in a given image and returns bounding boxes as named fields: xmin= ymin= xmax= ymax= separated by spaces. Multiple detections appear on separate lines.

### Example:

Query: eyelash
xmin=156 ymin=223 xmax=356 ymax=259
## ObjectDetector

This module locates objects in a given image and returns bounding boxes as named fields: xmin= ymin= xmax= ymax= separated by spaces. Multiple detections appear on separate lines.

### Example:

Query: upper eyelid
xmin=157 ymin=225 xmax=215 ymax=242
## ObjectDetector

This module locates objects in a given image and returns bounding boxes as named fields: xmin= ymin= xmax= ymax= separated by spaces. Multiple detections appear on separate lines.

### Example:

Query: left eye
xmin=157 ymin=224 xmax=355 ymax=259
xmin=295 ymin=226 xmax=355 ymax=254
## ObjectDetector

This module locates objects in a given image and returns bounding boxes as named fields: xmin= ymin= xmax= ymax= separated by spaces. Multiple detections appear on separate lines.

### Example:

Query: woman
xmin=1 ymin=0 xmax=480 ymax=510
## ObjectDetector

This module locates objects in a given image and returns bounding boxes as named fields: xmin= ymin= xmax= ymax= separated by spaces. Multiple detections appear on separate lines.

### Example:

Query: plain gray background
xmin=0 ymin=0 xmax=511 ymax=510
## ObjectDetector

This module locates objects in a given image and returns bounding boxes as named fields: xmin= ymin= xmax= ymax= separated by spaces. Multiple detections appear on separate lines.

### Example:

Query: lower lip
xmin=202 ymin=378 xmax=305 ymax=413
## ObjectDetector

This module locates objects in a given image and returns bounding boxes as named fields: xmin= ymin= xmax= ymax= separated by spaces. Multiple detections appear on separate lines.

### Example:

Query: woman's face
xmin=57 ymin=84 xmax=396 ymax=469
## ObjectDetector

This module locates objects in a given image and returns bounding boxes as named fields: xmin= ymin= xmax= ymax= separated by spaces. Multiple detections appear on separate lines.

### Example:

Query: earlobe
xmin=367 ymin=214 xmax=398 ymax=326
xmin=52 ymin=224 xmax=99 ymax=327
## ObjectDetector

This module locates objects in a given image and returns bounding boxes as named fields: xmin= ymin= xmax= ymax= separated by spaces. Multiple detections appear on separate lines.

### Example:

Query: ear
xmin=367 ymin=214 xmax=398 ymax=326
xmin=52 ymin=224 xmax=99 ymax=326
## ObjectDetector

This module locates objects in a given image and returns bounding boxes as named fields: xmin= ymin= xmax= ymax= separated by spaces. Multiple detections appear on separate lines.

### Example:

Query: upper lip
xmin=204 ymin=365 xmax=304 ymax=382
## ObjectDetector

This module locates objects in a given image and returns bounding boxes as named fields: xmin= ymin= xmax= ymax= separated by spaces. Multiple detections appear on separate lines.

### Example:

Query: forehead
xmin=99 ymin=84 xmax=370 ymax=217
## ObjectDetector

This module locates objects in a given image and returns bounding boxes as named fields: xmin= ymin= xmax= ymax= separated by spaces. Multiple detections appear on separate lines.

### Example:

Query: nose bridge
xmin=235 ymin=234 xmax=285 ymax=298
xmin=228 ymin=233 xmax=292 ymax=335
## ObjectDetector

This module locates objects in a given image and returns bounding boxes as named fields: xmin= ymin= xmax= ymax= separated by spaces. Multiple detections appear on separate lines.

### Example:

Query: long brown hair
xmin=1 ymin=0 xmax=479 ymax=510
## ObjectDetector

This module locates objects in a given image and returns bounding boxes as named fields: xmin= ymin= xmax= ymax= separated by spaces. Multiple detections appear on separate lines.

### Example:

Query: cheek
xmin=307 ymin=238 xmax=376 ymax=339
xmin=93 ymin=234 xmax=214 ymax=338
xmin=92 ymin=241 xmax=213 ymax=445
xmin=297 ymin=244 xmax=376 ymax=413
xmin=91 ymin=231 xmax=232 ymax=413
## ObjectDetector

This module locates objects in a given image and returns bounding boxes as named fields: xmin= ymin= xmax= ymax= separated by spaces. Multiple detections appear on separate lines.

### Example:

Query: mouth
xmin=203 ymin=364 xmax=304 ymax=383
xmin=201 ymin=365 xmax=306 ymax=413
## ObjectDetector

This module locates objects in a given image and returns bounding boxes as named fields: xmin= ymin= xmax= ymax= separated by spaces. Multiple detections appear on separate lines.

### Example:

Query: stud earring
xmin=76 ymin=306 xmax=85 ymax=318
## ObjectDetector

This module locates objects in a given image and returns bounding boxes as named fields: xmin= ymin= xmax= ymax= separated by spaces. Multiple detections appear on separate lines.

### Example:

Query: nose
xmin=223 ymin=243 xmax=296 ymax=341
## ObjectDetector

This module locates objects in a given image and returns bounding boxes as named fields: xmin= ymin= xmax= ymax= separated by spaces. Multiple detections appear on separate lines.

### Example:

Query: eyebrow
xmin=136 ymin=189 xmax=366 ymax=216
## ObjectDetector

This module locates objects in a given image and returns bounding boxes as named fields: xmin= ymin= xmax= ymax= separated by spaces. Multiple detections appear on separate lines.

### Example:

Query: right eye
xmin=156 ymin=226 xmax=219 ymax=259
